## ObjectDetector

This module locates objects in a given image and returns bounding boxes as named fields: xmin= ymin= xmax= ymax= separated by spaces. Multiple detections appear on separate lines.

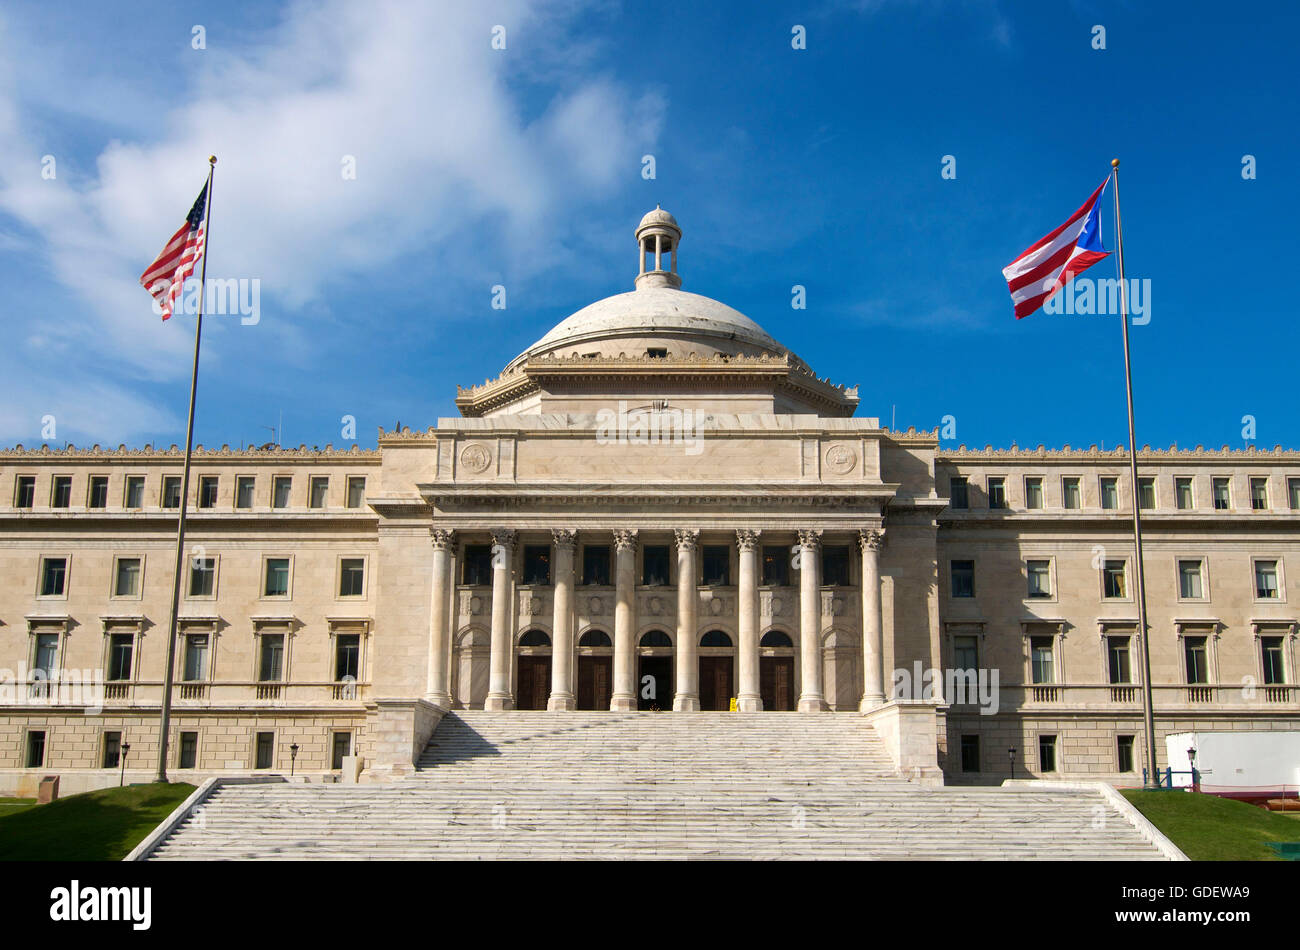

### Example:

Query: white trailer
xmin=1166 ymin=731 xmax=1300 ymax=796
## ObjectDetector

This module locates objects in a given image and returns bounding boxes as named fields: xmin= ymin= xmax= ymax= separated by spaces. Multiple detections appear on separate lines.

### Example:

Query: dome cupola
xmin=635 ymin=205 xmax=682 ymax=290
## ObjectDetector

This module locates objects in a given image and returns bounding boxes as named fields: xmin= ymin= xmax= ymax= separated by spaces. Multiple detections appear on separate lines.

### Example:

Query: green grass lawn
xmin=0 ymin=782 xmax=196 ymax=861
xmin=1122 ymin=790 xmax=1300 ymax=861
xmin=0 ymin=797 xmax=37 ymax=819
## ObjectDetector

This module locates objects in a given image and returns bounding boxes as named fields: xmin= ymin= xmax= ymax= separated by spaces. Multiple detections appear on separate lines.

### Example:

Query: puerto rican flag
xmin=1002 ymin=178 xmax=1111 ymax=319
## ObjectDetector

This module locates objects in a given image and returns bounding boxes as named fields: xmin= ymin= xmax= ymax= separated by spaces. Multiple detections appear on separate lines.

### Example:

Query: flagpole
xmin=1110 ymin=158 xmax=1159 ymax=788
xmin=155 ymin=155 xmax=216 ymax=784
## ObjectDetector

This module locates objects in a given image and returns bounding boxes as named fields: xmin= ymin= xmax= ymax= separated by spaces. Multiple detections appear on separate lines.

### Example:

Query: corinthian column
xmin=484 ymin=529 xmax=517 ymax=711
xmin=611 ymin=529 xmax=638 ymax=711
xmin=673 ymin=528 xmax=700 ymax=711
xmin=797 ymin=529 xmax=825 ymax=712
xmin=736 ymin=528 xmax=763 ymax=712
xmin=548 ymin=529 xmax=577 ymax=710
xmin=425 ymin=528 xmax=457 ymax=707
xmin=859 ymin=528 xmax=886 ymax=711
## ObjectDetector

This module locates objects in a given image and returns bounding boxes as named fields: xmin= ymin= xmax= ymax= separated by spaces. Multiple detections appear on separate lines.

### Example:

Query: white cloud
xmin=0 ymin=0 xmax=664 ymax=443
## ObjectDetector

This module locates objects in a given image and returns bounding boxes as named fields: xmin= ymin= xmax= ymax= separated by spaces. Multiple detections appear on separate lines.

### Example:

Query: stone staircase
xmin=146 ymin=711 xmax=1172 ymax=860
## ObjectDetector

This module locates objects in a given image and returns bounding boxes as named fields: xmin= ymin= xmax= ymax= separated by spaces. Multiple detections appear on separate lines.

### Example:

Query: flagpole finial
xmin=209 ymin=155 xmax=217 ymax=165
xmin=1111 ymin=158 xmax=1119 ymax=168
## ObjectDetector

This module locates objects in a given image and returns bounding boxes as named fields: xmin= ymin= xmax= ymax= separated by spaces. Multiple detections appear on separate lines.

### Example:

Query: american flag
xmin=140 ymin=182 xmax=209 ymax=321
xmin=1002 ymin=178 xmax=1111 ymax=319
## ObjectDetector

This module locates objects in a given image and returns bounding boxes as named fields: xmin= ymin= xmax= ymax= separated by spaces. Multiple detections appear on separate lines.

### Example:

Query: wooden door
xmin=577 ymin=655 xmax=612 ymax=710
xmin=516 ymin=656 xmax=551 ymax=710
xmin=638 ymin=656 xmax=673 ymax=710
xmin=760 ymin=656 xmax=795 ymax=711
xmin=698 ymin=656 xmax=734 ymax=711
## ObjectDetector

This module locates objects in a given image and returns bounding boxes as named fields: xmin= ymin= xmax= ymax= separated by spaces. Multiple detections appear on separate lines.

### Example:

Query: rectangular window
xmin=761 ymin=545 xmax=789 ymax=586
xmin=182 ymin=634 xmax=209 ymax=681
xmin=1026 ymin=559 xmax=1051 ymax=599
xmin=1062 ymin=476 xmax=1081 ymax=510
xmin=462 ymin=544 xmax=492 ymax=585
xmin=102 ymin=731 xmax=122 ymax=769
xmin=264 ymin=557 xmax=290 ymax=597
xmin=33 ymin=633 xmax=59 ymax=677
xmin=1138 ymin=476 xmax=1156 ymax=510
xmin=198 ymin=476 xmax=218 ymax=509
xmin=987 ymin=477 xmax=1006 ymax=510
xmin=960 ymin=735 xmax=980 ymax=773
xmin=309 ymin=476 xmax=329 ymax=509
xmin=40 ymin=557 xmax=67 ymax=596
xmin=107 ymin=633 xmax=134 ymax=681
xmin=523 ymin=545 xmax=552 ymax=586
xmin=235 ymin=476 xmax=255 ymax=509
xmin=26 ymin=730 xmax=46 ymax=768
xmin=255 ymin=732 xmax=274 ymax=770
xmin=1038 ymin=735 xmax=1057 ymax=773
xmin=1259 ymin=637 xmax=1285 ymax=685
xmin=125 ymin=476 xmax=144 ymax=509
xmin=1250 ymin=477 xmax=1268 ymax=510
xmin=88 ymin=476 xmax=108 ymax=509
xmin=51 ymin=476 xmax=72 ymax=508
xmin=950 ymin=560 xmax=975 ymax=598
xmin=346 ymin=476 xmax=366 ymax=509
xmin=582 ymin=545 xmax=611 ymax=586
xmin=339 ymin=558 xmax=365 ymax=597
xmin=114 ymin=557 xmax=142 ymax=597
xmin=1255 ymin=560 xmax=1279 ymax=599
xmin=1175 ymin=477 xmax=1194 ymax=510
xmin=641 ymin=545 xmax=669 ymax=587
xmin=162 ymin=476 xmax=181 ymax=509
xmin=1107 ymin=636 xmax=1132 ymax=684
xmin=258 ymin=634 xmax=285 ymax=682
xmin=702 ymin=545 xmax=731 ymax=586
xmin=953 ymin=635 xmax=978 ymax=672
xmin=1289 ymin=477 xmax=1300 ymax=511
xmin=332 ymin=732 xmax=353 ymax=770
xmin=1100 ymin=476 xmax=1119 ymax=510
xmin=189 ymin=557 xmax=216 ymax=597
xmin=1103 ymin=559 xmax=1127 ymax=599
xmin=1178 ymin=559 xmax=1204 ymax=599
xmin=335 ymin=634 xmax=361 ymax=682
xmin=949 ymin=476 xmax=969 ymax=510
xmin=1212 ymin=476 xmax=1230 ymax=510
xmin=1184 ymin=636 xmax=1209 ymax=684
xmin=1024 ymin=477 xmax=1043 ymax=510
xmin=822 ymin=545 xmax=850 ymax=586
xmin=1117 ymin=735 xmax=1135 ymax=773
xmin=1030 ymin=637 xmax=1055 ymax=685
xmin=272 ymin=476 xmax=292 ymax=509
xmin=179 ymin=732 xmax=198 ymax=769
xmin=15 ymin=475 xmax=35 ymax=508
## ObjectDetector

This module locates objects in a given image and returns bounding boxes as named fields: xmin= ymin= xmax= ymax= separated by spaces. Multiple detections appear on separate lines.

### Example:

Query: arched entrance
xmin=576 ymin=629 xmax=613 ymax=710
xmin=698 ymin=629 xmax=735 ymax=711
xmin=637 ymin=630 xmax=673 ymax=710
xmin=759 ymin=630 xmax=796 ymax=711
xmin=516 ymin=629 xmax=551 ymax=710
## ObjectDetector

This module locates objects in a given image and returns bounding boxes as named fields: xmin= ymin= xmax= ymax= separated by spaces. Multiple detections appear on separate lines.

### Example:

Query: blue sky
xmin=1 ymin=0 xmax=1296 ymax=452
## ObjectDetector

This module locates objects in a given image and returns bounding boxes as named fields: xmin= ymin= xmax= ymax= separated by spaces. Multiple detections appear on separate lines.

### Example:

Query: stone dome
xmin=637 ymin=206 xmax=679 ymax=230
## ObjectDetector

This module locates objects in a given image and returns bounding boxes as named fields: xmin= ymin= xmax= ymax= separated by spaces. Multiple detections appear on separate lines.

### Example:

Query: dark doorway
xmin=760 ymin=656 xmax=795 ymax=711
xmin=638 ymin=655 xmax=673 ymax=710
xmin=577 ymin=655 xmax=612 ymax=710
xmin=516 ymin=656 xmax=551 ymax=710
xmin=699 ymin=656 xmax=734 ymax=711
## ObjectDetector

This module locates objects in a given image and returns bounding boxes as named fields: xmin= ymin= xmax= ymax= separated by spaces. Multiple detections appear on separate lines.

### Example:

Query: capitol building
xmin=1 ymin=207 xmax=1297 ymax=796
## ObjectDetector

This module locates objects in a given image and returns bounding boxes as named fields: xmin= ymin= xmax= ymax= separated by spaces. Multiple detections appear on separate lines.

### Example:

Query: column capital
xmin=858 ymin=528 xmax=885 ymax=553
xmin=797 ymin=528 xmax=823 ymax=551
xmin=614 ymin=528 xmax=639 ymax=553
xmin=490 ymin=528 xmax=517 ymax=551
xmin=430 ymin=528 xmax=458 ymax=551
xmin=736 ymin=528 xmax=762 ymax=551
xmin=551 ymin=528 xmax=578 ymax=549
xmin=673 ymin=528 xmax=700 ymax=551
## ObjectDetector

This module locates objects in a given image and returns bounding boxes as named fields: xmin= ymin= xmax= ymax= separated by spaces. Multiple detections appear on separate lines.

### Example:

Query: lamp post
xmin=1187 ymin=746 xmax=1198 ymax=793
xmin=119 ymin=742 xmax=131 ymax=787
xmin=1008 ymin=746 xmax=1016 ymax=781
xmin=289 ymin=742 xmax=299 ymax=777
